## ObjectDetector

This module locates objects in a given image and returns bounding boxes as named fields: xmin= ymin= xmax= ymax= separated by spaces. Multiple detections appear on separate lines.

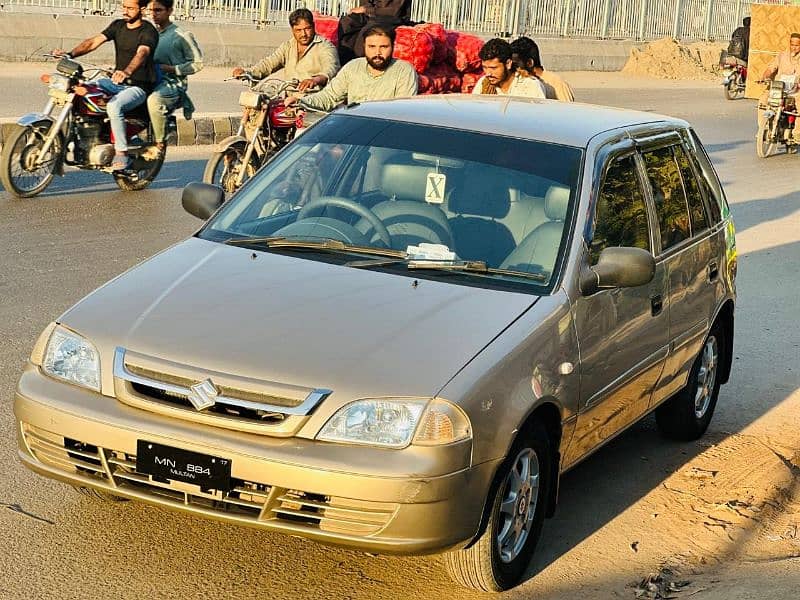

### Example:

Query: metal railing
xmin=0 ymin=0 xmax=792 ymax=40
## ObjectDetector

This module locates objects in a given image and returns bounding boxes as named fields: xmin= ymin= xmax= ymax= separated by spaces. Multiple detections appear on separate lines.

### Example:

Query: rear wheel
xmin=656 ymin=323 xmax=725 ymax=441
xmin=443 ymin=420 xmax=552 ymax=592
xmin=756 ymin=120 xmax=775 ymax=158
xmin=113 ymin=145 xmax=165 ymax=191
xmin=0 ymin=124 xmax=62 ymax=198
xmin=203 ymin=142 xmax=259 ymax=195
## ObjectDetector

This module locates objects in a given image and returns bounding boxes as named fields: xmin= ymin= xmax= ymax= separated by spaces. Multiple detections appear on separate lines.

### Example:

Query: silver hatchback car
xmin=15 ymin=96 xmax=736 ymax=591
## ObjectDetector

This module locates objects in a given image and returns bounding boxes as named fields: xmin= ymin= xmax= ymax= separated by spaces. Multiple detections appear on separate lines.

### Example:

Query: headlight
xmin=317 ymin=398 xmax=471 ymax=449
xmin=41 ymin=325 xmax=101 ymax=392
xmin=49 ymin=74 xmax=71 ymax=92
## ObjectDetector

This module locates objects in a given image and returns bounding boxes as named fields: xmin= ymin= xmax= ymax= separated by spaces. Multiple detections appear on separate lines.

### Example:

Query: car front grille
xmin=22 ymin=424 xmax=397 ymax=536
xmin=113 ymin=347 xmax=332 ymax=436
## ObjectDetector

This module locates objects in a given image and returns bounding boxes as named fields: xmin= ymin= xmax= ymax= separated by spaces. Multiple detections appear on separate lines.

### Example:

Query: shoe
xmin=111 ymin=153 xmax=132 ymax=171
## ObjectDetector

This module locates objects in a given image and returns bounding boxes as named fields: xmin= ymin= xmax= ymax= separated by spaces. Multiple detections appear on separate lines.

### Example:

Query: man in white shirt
xmin=471 ymin=38 xmax=545 ymax=98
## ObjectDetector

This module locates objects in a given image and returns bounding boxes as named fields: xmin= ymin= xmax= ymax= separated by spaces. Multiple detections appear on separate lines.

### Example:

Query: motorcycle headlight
xmin=317 ymin=398 xmax=471 ymax=449
xmin=49 ymin=74 xmax=71 ymax=92
xmin=41 ymin=325 xmax=101 ymax=392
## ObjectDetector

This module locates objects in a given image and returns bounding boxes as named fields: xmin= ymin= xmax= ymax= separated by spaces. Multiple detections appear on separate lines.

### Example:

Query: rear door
xmin=638 ymin=138 xmax=723 ymax=406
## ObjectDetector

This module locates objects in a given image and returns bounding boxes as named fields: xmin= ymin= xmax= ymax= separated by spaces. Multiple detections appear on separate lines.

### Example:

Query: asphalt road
xmin=1 ymin=71 xmax=798 ymax=599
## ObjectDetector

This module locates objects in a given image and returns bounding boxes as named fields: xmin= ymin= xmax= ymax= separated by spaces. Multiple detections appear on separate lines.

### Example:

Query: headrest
xmin=545 ymin=185 xmax=570 ymax=221
xmin=448 ymin=169 xmax=511 ymax=219
xmin=380 ymin=161 xmax=433 ymax=202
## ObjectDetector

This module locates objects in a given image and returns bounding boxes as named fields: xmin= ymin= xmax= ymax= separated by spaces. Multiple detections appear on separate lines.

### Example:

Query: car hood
xmin=61 ymin=238 xmax=539 ymax=399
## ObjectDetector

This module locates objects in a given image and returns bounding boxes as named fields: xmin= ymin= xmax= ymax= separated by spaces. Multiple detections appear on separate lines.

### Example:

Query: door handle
xmin=650 ymin=294 xmax=663 ymax=316
xmin=707 ymin=261 xmax=719 ymax=282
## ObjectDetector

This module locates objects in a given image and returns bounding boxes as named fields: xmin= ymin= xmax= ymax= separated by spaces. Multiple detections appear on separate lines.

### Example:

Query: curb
xmin=0 ymin=114 xmax=240 ymax=150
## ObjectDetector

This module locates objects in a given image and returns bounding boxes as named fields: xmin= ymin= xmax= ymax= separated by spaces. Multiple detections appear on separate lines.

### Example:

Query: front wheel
xmin=0 ymin=124 xmax=62 ymax=198
xmin=443 ymin=420 xmax=553 ymax=592
xmin=203 ymin=142 xmax=260 ymax=195
xmin=113 ymin=145 xmax=166 ymax=191
xmin=724 ymin=78 xmax=737 ymax=100
xmin=756 ymin=120 xmax=775 ymax=158
xmin=655 ymin=323 xmax=725 ymax=441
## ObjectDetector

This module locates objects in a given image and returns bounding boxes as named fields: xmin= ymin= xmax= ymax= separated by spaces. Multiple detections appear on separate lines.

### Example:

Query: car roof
xmin=338 ymin=95 xmax=689 ymax=148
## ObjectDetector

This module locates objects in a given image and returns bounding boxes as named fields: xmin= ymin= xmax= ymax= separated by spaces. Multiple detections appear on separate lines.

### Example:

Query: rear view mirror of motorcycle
xmin=182 ymin=182 xmax=225 ymax=220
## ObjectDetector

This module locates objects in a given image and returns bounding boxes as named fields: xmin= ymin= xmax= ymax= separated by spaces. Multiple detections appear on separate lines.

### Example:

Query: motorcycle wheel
xmin=203 ymin=142 xmax=259 ymax=195
xmin=756 ymin=121 xmax=775 ymax=158
xmin=724 ymin=79 xmax=737 ymax=100
xmin=0 ymin=124 xmax=62 ymax=198
xmin=113 ymin=145 xmax=166 ymax=191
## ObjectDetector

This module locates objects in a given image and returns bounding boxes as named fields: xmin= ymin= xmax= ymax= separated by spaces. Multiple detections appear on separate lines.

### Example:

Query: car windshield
xmin=201 ymin=114 xmax=583 ymax=291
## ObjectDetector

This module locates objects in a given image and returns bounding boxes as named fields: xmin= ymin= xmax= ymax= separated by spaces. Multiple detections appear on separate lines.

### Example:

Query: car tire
xmin=443 ymin=419 xmax=552 ymax=592
xmin=656 ymin=323 xmax=725 ymax=441
xmin=72 ymin=485 xmax=129 ymax=502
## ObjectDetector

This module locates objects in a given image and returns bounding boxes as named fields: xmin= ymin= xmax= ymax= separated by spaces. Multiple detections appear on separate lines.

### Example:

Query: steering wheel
xmin=297 ymin=196 xmax=392 ymax=247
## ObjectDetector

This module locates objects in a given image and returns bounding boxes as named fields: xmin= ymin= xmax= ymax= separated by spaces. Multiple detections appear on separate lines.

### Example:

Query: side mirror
xmin=182 ymin=182 xmax=225 ymax=220
xmin=580 ymin=247 xmax=655 ymax=295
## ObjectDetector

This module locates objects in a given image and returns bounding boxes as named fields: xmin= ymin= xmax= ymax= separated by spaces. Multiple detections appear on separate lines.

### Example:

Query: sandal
xmin=111 ymin=153 xmax=131 ymax=171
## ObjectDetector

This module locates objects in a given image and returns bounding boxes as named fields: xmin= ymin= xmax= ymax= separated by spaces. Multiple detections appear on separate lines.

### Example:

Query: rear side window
xmin=642 ymin=146 xmax=691 ymax=251
xmin=682 ymin=130 xmax=724 ymax=223
xmin=673 ymin=144 xmax=709 ymax=234
xmin=590 ymin=155 xmax=651 ymax=265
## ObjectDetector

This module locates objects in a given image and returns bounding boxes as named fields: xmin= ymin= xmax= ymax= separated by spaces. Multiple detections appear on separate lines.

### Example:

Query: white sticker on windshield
xmin=425 ymin=172 xmax=447 ymax=204
xmin=406 ymin=243 xmax=456 ymax=261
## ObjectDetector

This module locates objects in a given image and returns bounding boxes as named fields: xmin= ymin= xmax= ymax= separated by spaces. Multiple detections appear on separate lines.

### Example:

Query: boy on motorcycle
xmin=147 ymin=0 xmax=204 ymax=157
xmin=54 ymin=0 xmax=158 ymax=171
xmin=759 ymin=33 xmax=800 ymax=136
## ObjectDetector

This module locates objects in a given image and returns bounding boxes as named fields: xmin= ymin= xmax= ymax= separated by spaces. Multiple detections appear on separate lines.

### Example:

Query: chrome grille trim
xmin=113 ymin=347 xmax=332 ymax=417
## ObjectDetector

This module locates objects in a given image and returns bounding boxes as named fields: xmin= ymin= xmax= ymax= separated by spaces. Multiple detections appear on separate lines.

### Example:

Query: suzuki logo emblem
xmin=187 ymin=379 xmax=219 ymax=411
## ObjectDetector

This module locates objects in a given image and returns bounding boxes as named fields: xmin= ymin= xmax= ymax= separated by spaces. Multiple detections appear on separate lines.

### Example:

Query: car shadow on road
xmin=727 ymin=189 xmax=800 ymax=234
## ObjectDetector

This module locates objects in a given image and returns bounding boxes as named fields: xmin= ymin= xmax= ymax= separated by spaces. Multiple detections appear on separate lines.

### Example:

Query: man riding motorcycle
xmin=727 ymin=16 xmax=750 ymax=67
xmin=231 ymin=8 xmax=339 ymax=94
xmin=759 ymin=33 xmax=800 ymax=135
xmin=53 ymin=0 xmax=158 ymax=171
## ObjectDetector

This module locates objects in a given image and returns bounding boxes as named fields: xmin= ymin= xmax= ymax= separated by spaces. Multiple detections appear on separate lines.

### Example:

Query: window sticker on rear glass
xmin=425 ymin=172 xmax=447 ymax=204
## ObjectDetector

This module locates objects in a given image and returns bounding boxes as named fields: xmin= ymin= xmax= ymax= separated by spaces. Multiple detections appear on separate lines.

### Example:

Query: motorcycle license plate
xmin=136 ymin=440 xmax=233 ymax=492
xmin=47 ymin=88 xmax=71 ymax=103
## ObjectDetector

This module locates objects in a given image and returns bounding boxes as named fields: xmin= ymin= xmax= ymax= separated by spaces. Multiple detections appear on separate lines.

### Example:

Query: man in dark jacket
xmin=337 ymin=0 xmax=412 ymax=66
xmin=727 ymin=16 xmax=751 ymax=65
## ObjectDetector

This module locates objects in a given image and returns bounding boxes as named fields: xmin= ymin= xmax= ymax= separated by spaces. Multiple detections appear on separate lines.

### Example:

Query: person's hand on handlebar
xmin=231 ymin=67 xmax=246 ymax=78
xmin=51 ymin=49 xmax=70 ymax=58
xmin=297 ymin=75 xmax=325 ymax=93
xmin=284 ymin=95 xmax=299 ymax=107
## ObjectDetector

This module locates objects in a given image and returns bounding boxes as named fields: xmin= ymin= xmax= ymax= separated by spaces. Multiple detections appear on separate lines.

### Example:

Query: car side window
xmin=642 ymin=146 xmax=691 ymax=251
xmin=673 ymin=144 xmax=709 ymax=234
xmin=682 ymin=130 xmax=724 ymax=223
xmin=589 ymin=155 xmax=651 ymax=265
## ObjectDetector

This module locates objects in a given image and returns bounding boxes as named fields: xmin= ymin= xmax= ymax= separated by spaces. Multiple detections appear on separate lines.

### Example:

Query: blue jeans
xmin=96 ymin=78 xmax=147 ymax=152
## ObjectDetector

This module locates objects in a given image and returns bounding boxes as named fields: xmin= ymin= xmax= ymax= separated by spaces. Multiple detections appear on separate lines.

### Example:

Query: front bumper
xmin=14 ymin=365 xmax=499 ymax=555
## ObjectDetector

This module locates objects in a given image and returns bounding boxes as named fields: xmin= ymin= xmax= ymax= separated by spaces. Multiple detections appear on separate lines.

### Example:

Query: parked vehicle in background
xmin=14 ymin=96 xmax=736 ymax=592
xmin=0 ymin=55 xmax=171 ymax=198
xmin=203 ymin=75 xmax=313 ymax=195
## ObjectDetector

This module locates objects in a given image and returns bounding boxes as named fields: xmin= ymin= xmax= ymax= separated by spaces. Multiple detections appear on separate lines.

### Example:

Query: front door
xmin=565 ymin=152 xmax=669 ymax=467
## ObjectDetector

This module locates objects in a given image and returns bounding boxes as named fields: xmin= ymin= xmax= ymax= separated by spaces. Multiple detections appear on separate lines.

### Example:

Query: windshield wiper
xmin=346 ymin=256 xmax=548 ymax=282
xmin=223 ymin=236 xmax=406 ymax=258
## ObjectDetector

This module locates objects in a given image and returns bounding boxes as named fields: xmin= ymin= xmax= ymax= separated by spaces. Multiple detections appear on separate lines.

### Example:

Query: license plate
xmin=136 ymin=440 xmax=232 ymax=492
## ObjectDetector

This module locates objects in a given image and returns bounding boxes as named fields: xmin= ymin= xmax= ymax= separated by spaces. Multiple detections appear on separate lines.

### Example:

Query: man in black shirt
xmin=727 ymin=16 xmax=751 ymax=66
xmin=55 ymin=0 xmax=158 ymax=170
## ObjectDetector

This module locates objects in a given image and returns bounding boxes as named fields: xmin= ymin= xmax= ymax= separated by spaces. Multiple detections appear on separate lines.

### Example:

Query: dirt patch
xmin=622 ymin=37 xmax=726 ymax=80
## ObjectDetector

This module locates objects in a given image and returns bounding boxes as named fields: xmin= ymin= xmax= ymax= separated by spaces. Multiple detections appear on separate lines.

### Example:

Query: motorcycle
xmin=0 ymin=55 xmax=172 ymax=198
xmin=203 ymin=75 xmax=308 ymax=195
xmin=721 ymin=58 xmax=747 ymax=100
xmin=756 ymin=77 xmax=799 ymax=158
